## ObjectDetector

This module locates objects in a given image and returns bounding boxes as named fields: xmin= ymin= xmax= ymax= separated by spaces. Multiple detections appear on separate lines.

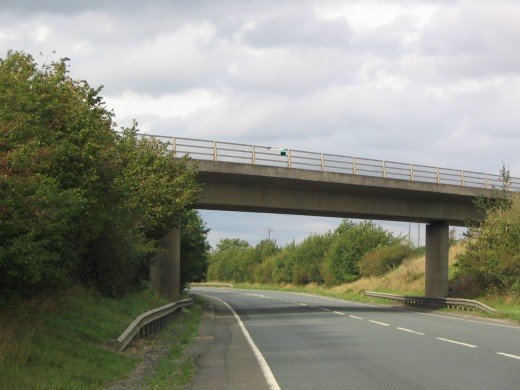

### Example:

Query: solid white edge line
xmin=206 ymin=295 xmax=281 ymax=390
xmin=436 ymin=337 xmax=478 ymax=348
xmin=497 ymin=352 xmax=520 ymax=360
xmin=369 ymin=320 xmax=390 ymax=326
xmin=397 ymin=327 xmax=425 ymax=336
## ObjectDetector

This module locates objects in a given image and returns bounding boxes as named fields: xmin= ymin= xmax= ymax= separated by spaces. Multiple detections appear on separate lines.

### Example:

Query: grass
xmin=0 ymin=287 xmax=172 ymax=389
xmin=147 ymin=300 xmax=202 ymax=389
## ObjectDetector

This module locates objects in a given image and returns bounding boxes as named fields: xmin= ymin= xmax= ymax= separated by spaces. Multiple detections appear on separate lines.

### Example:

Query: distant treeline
xmin=208 ymin=220 xmax=413 ymax=286
xmin=0 ymin=51 xmax=209 ymax=300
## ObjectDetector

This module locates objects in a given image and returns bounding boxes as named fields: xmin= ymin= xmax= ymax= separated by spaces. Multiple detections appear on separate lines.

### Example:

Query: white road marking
xmin=206 ymin=295 xmax=281 ymax=390
xmin=369 ymin=320 xmax=390 ymax=326
xmin=397 ymin=327 xmax=425 ymax=336
xmin=436 ymin=337 xmax=478 ymax=348
xmin=497 ymin=352 xmax=520 ymax=360
xmin=299 ymin=302 xmax=308 ymax=306
xmin=333 ymin=311 xmax=346 ymax=316
xmin=349 ymin=315 xmax=364 ymax=320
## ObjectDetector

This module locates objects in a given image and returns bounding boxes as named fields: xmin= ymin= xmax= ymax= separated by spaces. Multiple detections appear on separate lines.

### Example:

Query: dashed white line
xmin=299 ymin=302 xmax=308 ymax=306
xmin=349 ymin=315 xmax=364 ymax=320
xmin=369 ymin=320 xmax=390 ymax=326
xmin=497 ymin=352 xmax=520 ymax=360
xmin=333 ymin=311 xmax=346 ymax=316
xmin=397 ymin=327 xmax=425 ymax=336
xmin=436 ymin=337 xmax=478 ymax=348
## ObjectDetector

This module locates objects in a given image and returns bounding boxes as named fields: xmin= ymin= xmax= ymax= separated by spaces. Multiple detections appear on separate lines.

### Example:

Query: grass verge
xmin=0 ymin=287 xmax=175 ymax=389
xmin=147 ymin=300 xmax=202 ymax=389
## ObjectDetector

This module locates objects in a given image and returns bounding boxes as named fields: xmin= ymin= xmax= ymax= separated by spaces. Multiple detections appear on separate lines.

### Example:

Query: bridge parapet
xmin=135 ymin=133 xmax=519 ymax=192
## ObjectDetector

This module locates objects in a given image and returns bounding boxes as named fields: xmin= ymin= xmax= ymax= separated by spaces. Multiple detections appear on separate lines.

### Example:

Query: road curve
xmin=192 ymin=288 xmax=520 ymax=390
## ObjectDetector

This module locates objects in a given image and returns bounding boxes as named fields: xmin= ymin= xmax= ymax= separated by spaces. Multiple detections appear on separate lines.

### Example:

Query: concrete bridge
xmin=150 ymin=136 xmax=519 ymax=300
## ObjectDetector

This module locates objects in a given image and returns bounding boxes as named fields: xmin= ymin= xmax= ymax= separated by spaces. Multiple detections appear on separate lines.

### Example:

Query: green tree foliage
xmin=358 ymin=243 xmax=412 ymax=277
xmin=286 ymin=234 xmax=332 ymax=285
xmin=209 ymin=220 xmax=402 ymax=287
xmin=215 ymin=238 xmax=250 ymax=252
xmin=456 ymin=193 xmax=520 ymax=296
xmin=180 ymin=210 xmax=210 ymax=289
xmin=0 ymin=51 xmax=203 ymax=298
xmin=321 ymin=220 xmax=400 ymax=285
xmin=207 ymin=239 xmax=278 ymax=282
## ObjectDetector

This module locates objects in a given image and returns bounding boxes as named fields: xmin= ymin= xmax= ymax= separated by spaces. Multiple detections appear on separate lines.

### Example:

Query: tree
xmin=291 ymin=234 xmax=332 ymax=285
xmin=455 ymin=193 xmax=520 ymax=296
xmin=0 ymin=51 xmax=117 ymax=295
xmin=180 ymin=210 xmax=210 ymax=288
xmin=215 ymin=238 xmax=250 ymax=252
xmin=0 ymin=51 xmax=202 ymax=298
xmin=321 ymin=220 xmax=400 ymax=285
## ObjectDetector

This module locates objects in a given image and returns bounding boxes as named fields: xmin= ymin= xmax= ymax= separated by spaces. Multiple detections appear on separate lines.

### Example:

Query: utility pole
xmin=265 ymin=227 xmax=273 ymax=240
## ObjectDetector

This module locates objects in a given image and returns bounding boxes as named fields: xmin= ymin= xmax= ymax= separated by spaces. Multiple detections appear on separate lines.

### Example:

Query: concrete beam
xmin=425 ymin=223 xmax=449 ymax=298
xmin=194 ymin=160 xmax=487 ymax=226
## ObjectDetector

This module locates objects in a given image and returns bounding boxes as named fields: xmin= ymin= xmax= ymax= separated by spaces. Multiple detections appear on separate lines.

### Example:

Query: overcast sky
xmin=2 ymin=0 xmax=519 ymax=248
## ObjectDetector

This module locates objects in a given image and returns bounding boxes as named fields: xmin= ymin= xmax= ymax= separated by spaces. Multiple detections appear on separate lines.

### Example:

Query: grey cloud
xmin=419 ymin=3 xmax=520 ymax=78
xmin=241 ymin=9 xmax=352 ymax=48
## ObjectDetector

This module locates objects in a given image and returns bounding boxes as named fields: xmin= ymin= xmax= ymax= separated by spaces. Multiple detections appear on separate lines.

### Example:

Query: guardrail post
xmin=352 ymin=157 xmax=357 ymax=175
xmin=252 ymin=145 xmax=256 ymax=165
xmin=485 ymin=173 xmax=488 ymax=189
xmin=461 ymin=170 xmax=465 ymax=186
xmin=382 ymin=160 xmax=386 ymax=178
xmin=410 ymin=163 xmax=414 ymax=181
xmin=321 ymin=153 xmax=325 ymax=172
xmin=213 ymin=141 xmax=217 ymax=161
xmin=172 ymin=137 xmax=177 ymax=158
xmin=287 ymin=149 xmax=292 ymax=168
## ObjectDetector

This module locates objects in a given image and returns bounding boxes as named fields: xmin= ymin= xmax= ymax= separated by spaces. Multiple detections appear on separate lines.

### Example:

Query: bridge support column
xmin=150 ymin=227 xmax=181 ymax=301
xmin=425 ymin=223 xmax=449 ymax=298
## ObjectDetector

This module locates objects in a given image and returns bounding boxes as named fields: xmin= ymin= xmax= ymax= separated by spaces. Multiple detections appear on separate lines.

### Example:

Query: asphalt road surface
xmin=191 ymin=288 xmax=520 ymax=390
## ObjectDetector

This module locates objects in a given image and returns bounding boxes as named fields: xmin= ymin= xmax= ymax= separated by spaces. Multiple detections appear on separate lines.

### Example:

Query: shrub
xmin=358 ymin=244 xmax=412 ymax=277
xmin=455 ymin=193 xmax=520 ymax=295
xmin=0 ymin=51 xmax=203 ymax=299
xmin=321 ymin=220 xmax=400 ymax=285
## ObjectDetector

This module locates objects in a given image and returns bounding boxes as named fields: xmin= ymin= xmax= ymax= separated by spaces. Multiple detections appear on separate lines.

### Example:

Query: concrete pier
xmin=150 ymin=227 xmax=181 ymax=301
xmin=425 ymin=223 xmax=449 ymax=298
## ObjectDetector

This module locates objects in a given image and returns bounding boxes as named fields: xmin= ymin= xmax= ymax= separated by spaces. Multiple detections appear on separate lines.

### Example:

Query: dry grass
xmin=331 ymin=241 xmax=467 ymax=296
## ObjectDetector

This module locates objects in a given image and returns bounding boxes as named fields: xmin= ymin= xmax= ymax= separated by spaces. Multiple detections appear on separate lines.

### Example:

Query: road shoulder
xmin=185 ymin=297 xmax=270 ymax=390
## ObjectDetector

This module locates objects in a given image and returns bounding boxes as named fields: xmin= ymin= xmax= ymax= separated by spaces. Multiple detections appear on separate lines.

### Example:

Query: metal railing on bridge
xmin=132 ymin=133 xmax=520 ymax=191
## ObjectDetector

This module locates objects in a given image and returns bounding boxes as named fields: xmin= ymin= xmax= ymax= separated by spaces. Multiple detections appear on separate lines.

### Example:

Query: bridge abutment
xmin=150 ymin=227 xmax=181 ymax=301
xmin=425 ymin=223 xmax=449 ymax=298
